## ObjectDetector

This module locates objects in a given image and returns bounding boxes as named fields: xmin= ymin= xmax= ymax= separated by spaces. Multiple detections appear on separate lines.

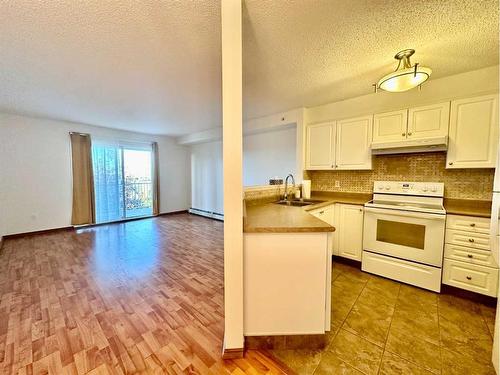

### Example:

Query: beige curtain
xmin=70 ymin=133 xmax=95 ymax=225
xmin=152 ymin=142 xmax=160 ymax=215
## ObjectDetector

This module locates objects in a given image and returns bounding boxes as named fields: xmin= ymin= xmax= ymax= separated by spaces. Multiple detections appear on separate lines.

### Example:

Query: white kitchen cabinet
xmin=443 ymin=259 xmax=499 ymax=297
xmin=305 ymin=116 xmax=372 ymax=171
xmin=309 ymin=204 xmax=335 ymax=226
xmin=309 ymin=204 xmax=337 ymax=254
xmin=337 ymin=204 xmax=364 ymax=261
xmin=336 ymin=116 xmax=372 ymax=170
xmin=408 ymin=102 xmax=450 ymax=140
xmin=305 ymin=122 xmax=336 ymax=170
xmin=373 ymin=103 xmax=450 ymax=144
xmin=372 ymin=110 xmax=408 ymax=143
xmin=443 ymin=214 xmax=499 ymax=297
xmin=447 ymin=94 xmax=499 ymax=169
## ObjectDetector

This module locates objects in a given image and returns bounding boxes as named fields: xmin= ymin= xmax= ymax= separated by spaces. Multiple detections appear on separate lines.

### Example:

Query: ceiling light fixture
xmin=375 ymin=49 xmax=432 ymax=93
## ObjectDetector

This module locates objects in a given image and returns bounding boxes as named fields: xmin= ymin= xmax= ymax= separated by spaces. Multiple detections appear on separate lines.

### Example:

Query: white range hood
xmin=371 ymin=135 xmax=448 ymax=155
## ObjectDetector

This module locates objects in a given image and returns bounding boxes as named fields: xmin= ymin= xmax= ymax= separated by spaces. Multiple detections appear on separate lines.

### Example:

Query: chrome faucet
xmin=283 ymin=174 xmax=295 ymax=201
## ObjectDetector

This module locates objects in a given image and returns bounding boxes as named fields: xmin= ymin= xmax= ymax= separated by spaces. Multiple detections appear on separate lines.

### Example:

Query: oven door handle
xmin=364 ymin=207 xmax=446 ymax=221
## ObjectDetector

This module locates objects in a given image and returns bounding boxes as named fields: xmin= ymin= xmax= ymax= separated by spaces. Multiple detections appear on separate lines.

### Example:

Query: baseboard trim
xmin=441 ymin=284 xmax=497 ymax=307
xmin=221 ymin=345 xmax=244 ymax=360
xmin=245 ymin=333 xmax=327 ymax=350
xmin=4 ymin=226 xmax=74 ymax=239
xmin=157 ymin=210 xmax=189 ymax=216
xmin=189 ymin=208 xmax=224 ymax=221
xmin=332 ymin=255 xmax=362 ymax=269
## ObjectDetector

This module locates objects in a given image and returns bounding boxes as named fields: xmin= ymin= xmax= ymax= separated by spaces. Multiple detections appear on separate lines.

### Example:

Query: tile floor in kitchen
xmin=270 ymin=261 xmax=497 ymax=375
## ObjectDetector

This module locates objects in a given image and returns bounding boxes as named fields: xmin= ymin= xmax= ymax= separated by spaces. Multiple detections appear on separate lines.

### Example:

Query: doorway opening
xmin=92 ymin=141 xmax=153 ymax=223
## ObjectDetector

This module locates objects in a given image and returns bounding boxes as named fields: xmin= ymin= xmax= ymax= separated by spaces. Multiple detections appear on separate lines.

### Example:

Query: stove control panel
xmin=373 ymin=181 xmax=444 ymax=197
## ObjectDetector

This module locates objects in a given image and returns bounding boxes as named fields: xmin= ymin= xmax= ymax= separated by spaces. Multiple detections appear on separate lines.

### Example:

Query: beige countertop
xmin=244 ymin=190 xmax=492 ymax=232
xmin=244 ymin=192 xmax=372 ymax=233
xmin=305 ymin=191 xmax=373 ymax=210
xmin=444 ymin=198 xmax=492 ymax=218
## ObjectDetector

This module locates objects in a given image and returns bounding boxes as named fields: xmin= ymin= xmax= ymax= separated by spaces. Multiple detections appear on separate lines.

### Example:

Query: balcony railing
xmin=125 ymin=181 xmax=153 ymax=216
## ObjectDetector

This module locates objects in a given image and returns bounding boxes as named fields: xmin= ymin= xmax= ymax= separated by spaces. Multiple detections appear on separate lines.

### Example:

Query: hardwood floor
xmin=0 ymin=214 xmax=287 ymax=375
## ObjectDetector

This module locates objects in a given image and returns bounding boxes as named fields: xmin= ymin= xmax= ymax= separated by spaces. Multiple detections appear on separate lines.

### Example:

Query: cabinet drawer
xmin=446 ymin=215 xmax=490 ymax=234
xmin=444 ymin=244 xmax=498 ymax=268
xmin=442 ymin=259 xmax=499 ymax=297
xmin=445 ymin=229 xmax=490 ymax=251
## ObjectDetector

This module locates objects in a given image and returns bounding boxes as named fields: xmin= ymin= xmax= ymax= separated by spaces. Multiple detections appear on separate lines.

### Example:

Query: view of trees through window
xmin=123 ymin=149 xmax=153 ymax=216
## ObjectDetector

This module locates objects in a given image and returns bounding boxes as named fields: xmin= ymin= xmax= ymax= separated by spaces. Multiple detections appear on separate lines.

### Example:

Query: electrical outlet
xmin=334 ymin=181 xmax=340 ymax=188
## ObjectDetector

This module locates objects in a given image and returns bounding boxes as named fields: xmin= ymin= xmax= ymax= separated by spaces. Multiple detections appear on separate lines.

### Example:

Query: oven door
xmin=363 ymin=207 xmax=446 ymax=267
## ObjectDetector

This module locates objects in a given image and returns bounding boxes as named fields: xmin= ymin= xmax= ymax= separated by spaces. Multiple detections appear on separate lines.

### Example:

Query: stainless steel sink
xmin=274 ymin=199 xmax=325 ymax=207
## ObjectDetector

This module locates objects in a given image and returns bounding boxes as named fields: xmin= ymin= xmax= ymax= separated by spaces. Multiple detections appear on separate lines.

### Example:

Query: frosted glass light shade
xmin=378 ymin=66 xmax=432 ymax=92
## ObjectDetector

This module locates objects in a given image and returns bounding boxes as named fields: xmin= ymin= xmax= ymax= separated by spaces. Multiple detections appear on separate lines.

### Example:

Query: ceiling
xmin=0 ymin=1 xmax=498 ymax=136
xmin=0 ymin=0 xmax=221 ymax=136
xmin=243 ymin=0 xmax=499 ymax=119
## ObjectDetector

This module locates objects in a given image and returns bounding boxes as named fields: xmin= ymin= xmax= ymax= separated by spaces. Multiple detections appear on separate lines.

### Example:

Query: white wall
xmin=306 ymin=65 xmax=499 ymax=124
xmin=190 ymin=140 xmax=223 ymax=214
xmin=243 ymin=125 xmax=296 ymax=186
xmin=189 ymin=126 xmax=297 ymax=214
xmin=0 ymin=112 xmax=190 ymax=236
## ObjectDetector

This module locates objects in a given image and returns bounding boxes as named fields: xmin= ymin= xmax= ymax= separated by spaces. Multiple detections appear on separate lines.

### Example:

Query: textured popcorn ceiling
xmin=0 ymin=0 xmax=221 ymax=135
xmin=0 ymin=1 xmax=498 ymax=135
xmin=243 ymin=0 xmax=499 ymax=119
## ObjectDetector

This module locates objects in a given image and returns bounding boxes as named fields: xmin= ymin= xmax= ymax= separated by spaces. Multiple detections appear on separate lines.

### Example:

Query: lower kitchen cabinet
xmin=443 ymin=259 xmax=499 ymax=297
xmin=309 ymin=204 xmax=336 ymax=254
xmin=336 ymin=204 xmax=364 ymax=261
xmin=309 ymin=204 xmax=335 ymax=227
xmin=310 ymin=203 xmax=364 ymax=261
xmin=442 ymin=214 xmax=499 ymax=297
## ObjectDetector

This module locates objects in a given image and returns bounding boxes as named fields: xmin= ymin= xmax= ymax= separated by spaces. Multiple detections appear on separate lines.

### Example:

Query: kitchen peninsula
xmin=242 ymin=191 xmax=371 ymax=342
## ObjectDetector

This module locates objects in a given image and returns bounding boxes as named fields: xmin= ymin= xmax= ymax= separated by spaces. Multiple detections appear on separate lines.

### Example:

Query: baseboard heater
xmin=189 ymin=208 xmax=224 ymax=221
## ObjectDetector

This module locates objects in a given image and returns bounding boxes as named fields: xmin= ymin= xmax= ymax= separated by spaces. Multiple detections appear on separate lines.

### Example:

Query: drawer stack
xmin=442 ymin=215 xmax=499 ymax=297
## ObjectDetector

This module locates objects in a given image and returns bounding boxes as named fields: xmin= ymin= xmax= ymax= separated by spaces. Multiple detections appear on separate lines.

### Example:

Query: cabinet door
xmin=447 ymin=94 xmax=499 ymax=169
xmin=310 ymin=204 xmax=335 ymax=226
xmin=373 ymin=110 xmax=408 ymax=143
xmin=310 ymin=205 xmax=337 ymax=254
xmin=337 ymin=204 xmax=364 ymax=261
xmin=305 ymin=122 xmax=335 ymax=170
xmin=407 ymin=102 xmax=450 ymax=140
xmin=336 ymin=116 xmax=372 ymax=170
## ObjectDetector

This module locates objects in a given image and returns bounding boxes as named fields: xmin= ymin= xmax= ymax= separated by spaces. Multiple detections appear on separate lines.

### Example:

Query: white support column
xmin=221 ymin=0 xmax=244 ymax=357
xmin=296 ymin=107 xmax=306 ymax=180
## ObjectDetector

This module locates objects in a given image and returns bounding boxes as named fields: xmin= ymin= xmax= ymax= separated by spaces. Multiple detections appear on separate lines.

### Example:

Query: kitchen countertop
xmin=244 ymin=192 xmax=372 ymax=233
xmin=444 ymin=198 xmax=492 ymax=218
xmin=244 ymin=190 xmax=493 ymax=232
xmin=305 ymin=191 xmax=373 ymax=210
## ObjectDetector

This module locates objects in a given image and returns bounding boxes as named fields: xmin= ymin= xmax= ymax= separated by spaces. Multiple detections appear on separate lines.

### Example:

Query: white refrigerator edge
xmin=490 ymin=145 xmax=500 ymax=374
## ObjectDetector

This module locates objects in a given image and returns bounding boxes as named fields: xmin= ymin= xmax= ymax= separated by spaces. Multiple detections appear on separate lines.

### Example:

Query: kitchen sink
xmin=274 ymin=199 xmax=325 ymax=207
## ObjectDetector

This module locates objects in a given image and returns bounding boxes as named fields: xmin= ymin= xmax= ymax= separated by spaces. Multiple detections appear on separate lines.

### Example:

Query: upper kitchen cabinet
xmin=305 ymin=116 xmax=372 ymax=171
xmin=408 ymin=102 xmax=450 ymax=139
xmin=336 ymin=115 xmax=372 ymax=170
xmin=373 ymin=103 xmax=450 ymax=144
xmin=447 ymin=94 xmax=499 ymax=169
xmin=305 ymin=122 xmax=336 ymax=170
xmin=373 ymin=109 xmax=408 ymax=143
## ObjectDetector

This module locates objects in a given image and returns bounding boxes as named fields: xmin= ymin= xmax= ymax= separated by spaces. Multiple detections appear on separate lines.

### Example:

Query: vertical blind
xmin=92 ymin=140 xmax=125 ymax=223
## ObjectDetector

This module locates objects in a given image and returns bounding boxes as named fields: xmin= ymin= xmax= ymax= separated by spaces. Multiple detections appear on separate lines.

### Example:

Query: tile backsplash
xmin=305 ymin=152 xmax=494 ymax=200
xmin=244 ymin=185 xmax=286 ymax=203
